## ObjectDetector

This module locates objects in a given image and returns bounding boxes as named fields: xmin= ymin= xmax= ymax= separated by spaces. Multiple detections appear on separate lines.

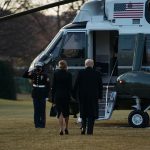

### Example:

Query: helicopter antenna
xmin=0 ymin=0 xmax=80 ymax=22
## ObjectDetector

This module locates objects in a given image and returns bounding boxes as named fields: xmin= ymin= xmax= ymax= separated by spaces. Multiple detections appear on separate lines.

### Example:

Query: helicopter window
xmin=48 ymin=33 xmax=63 ymax=54
xmin=118 ymin=35 xmax=135 ymax=66
xmin=60 ymin=32 xmax=86 ymax=59
xmin=37 ymin=35 xmax=64 ymax=64
xmin=52 ymin=36 xmax=63 ymax=54
xmin=142 ymin=35 xmax=150 ymax=66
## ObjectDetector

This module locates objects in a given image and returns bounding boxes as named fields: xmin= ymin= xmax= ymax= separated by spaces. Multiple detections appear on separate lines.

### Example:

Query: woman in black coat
xmin=73 ymin=59 xmax=103 ymax=135
xmin=52 ymin=60 xmax=72 ymax=135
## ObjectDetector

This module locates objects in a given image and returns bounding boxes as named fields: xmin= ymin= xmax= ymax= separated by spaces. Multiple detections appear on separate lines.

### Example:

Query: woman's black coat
xmin=73 ymin=67 xmax=103 ymax=119
xmin=51 ymin=69 xmax=72 ymax=109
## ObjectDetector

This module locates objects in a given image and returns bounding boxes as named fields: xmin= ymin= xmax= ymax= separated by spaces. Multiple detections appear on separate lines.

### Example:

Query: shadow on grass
xmin=94 ymin=120 xmax=130 ymax=128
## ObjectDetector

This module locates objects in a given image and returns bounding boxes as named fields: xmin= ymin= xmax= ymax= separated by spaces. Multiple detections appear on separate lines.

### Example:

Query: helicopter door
xmin=93 ymin=30 xmax=118 ymax=84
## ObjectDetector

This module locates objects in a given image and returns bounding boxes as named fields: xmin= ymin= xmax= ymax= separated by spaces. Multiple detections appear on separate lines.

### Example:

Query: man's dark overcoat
xmin=74 ymin=67 xmax=103 ymax=119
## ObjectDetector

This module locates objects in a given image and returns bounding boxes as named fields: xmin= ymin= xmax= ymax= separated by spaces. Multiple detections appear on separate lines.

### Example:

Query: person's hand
xmin=72 ymin=94 xmax=76 ymax=100
xmin=46 ymin=98 xmax=49 ymax=101
xmin=28 ymin=71 xmax=32 ymax=76
xmin=52 ymin=103 xmax=56 ymax=107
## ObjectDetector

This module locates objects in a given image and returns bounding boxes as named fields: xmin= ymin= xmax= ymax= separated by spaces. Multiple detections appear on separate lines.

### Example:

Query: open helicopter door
xmin=92 ymin=30 xmax=118 ymax=120
xmin=93 ymin=30 xmax=118 ymax=83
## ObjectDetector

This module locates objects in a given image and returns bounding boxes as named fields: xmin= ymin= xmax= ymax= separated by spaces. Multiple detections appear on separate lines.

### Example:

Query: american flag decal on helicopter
xmin=113 ymin=3 xmax=144 ymax=18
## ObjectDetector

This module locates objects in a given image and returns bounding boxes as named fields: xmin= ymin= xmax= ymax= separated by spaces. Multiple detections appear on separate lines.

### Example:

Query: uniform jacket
xmin=23 ymin=70 xmax=50 ymax=99
xmin=73 ymin=67 xmax=103 ymax=119
xmin=51 ymin=69 xmax=72 ymax=105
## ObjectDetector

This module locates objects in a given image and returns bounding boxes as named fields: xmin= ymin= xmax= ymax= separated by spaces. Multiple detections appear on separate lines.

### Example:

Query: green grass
xmin=0 ymin=98 xmax=150 ymax=150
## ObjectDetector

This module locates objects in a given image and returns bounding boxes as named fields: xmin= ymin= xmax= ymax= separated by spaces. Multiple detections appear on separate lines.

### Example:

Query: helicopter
xmin=1 ymin=0 xmax=150 ymax=128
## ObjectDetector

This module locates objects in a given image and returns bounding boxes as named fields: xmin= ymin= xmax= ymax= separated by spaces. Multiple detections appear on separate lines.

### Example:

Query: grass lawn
xmin=0 ymin=98 xmax=150 ymax=150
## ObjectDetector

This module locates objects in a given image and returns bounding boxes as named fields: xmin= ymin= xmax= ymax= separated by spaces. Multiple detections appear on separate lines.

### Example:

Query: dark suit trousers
xmin=82 ymin=117 xmax=95 ymax=134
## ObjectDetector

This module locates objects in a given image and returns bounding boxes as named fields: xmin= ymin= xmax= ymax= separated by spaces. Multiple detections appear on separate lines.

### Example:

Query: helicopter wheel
xmin=128 ymin=110 xmax=148 ymax=128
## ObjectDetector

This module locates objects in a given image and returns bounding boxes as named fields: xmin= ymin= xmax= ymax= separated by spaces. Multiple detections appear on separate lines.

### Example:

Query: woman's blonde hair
xmin=58 ymin=60 xmax=67 ymax=70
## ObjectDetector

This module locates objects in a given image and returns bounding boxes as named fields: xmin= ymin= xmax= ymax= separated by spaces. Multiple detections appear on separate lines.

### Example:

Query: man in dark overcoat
xmin=23 ymin=62 xmax=50 ymax=128
xmin=73 ymin=59 xmax=103 ymax=135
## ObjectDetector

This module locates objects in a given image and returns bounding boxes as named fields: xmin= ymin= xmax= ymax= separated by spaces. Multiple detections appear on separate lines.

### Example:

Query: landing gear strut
xmin=128 ymin=96 xmax=149 ymax=128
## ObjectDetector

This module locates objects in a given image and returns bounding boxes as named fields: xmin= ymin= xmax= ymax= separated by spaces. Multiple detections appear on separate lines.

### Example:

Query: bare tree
xmin=68 ymin=0 xmax=87 ymax=11
xmin=1 ymin=0 xmax=11 ymax=11
xmin=0 ymin=1 xmax=53 ymax=66
xmin=1 ymin=0 xmax=37 ymax=11
xmin=0 ymin=0 xmax=88 ymax=67
xmin=0 ymin=1 xmax=52 ymax=40
xmin=57 ymin=0 xmax=61 ymax=30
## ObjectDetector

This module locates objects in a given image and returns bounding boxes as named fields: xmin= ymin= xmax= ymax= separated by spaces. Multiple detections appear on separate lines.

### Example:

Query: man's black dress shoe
xmin=65 ymin=129 xmax=69 ymax=135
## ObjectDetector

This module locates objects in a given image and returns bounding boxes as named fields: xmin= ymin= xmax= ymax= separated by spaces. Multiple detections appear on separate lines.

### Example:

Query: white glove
xmin=45 ymin=98 xmax=49 ymax=101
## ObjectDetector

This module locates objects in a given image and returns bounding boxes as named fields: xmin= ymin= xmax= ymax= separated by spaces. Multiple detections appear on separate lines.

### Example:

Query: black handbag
xmin=50 ymin=105 xmax=57 ymax=117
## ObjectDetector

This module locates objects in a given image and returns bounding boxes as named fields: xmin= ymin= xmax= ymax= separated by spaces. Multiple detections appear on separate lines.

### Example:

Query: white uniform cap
xmin=34 ymin=62 xmax=44 ymax=67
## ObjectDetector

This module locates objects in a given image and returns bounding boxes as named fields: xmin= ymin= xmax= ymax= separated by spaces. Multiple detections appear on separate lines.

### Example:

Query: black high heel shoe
xmin=59 ymin=130 xmax=63 ymax=135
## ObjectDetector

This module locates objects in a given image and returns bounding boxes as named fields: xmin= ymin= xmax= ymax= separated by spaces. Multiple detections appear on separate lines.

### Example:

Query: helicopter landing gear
xmin=128 ymin=110 xmax=149 ymax=128
xmin=128 ymin=96 xmax=149 ymax=128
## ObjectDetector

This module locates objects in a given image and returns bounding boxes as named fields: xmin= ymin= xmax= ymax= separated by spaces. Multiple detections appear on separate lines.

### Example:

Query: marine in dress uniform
xmin=23 ymin=62 xmax=50 ymax=128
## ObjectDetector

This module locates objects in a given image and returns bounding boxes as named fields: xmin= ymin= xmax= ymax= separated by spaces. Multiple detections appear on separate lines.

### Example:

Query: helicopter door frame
xmin=89 ymin=30 xmax=119 ymax=82
xmin=92 ymin=30 xmax=110 ymax=76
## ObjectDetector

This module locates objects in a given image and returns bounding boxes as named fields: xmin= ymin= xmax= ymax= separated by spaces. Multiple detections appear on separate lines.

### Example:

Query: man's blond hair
xmin=85 ymin=59 xmax=94 ymax=68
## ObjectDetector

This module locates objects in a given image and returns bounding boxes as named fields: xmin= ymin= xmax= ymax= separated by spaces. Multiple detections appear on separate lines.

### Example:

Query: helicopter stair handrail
xmin=98 ymin=59 xmax=117 ymax=120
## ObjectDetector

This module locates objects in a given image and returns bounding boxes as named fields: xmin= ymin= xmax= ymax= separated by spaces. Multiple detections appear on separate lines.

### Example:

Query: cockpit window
xmin=60 ymin=32 xmax=86 ymax=58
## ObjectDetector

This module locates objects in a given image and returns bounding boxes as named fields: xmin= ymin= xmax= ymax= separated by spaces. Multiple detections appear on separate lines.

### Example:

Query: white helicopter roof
xmin=73 ymin=0 xmax=104 ymax=22
xmin=73 ymin=0 xmax=150 ymax=34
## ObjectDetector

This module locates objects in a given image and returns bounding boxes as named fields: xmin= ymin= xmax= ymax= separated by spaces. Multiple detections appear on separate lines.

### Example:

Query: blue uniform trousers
xmin=33 ymin=98 xmax=46 ymax=128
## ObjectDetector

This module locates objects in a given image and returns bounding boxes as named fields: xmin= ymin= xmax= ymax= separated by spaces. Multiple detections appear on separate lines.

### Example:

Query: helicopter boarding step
xmin=97 ymin=86 xmax=117 ymax=120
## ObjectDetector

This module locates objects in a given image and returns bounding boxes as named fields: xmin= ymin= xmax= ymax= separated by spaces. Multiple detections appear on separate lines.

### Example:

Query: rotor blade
xmin=0 ymin=0 xmax=80 ymax=22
